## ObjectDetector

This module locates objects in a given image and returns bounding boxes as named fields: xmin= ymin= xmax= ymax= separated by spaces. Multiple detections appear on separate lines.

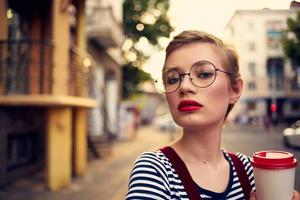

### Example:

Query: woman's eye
xmin=166 ymin=77 xmax=180 ymax=85
xmin=197 ymin=71 xmax=214 ymax=79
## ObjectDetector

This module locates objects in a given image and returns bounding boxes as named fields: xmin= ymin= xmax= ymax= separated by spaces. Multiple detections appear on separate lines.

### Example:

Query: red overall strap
xmin=160 ymin=147 xmax=251 ymax=200
xmin=160 ymin=146 xmax=202 ymax=200
xmin=228 ymin=152 xmax=251 ymax=200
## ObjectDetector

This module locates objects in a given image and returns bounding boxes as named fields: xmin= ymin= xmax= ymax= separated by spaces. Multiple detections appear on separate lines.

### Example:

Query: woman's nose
xmin=178 ymin=74 xmax=196 ymax=93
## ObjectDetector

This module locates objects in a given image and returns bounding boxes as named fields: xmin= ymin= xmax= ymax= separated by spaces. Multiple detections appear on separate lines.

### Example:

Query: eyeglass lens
xmin=159 ymin=61 xmax=217 ymax=94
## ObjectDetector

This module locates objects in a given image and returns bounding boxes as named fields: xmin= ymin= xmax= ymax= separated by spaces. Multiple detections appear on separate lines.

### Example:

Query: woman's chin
xmin=175 ymin=118 xmax=222 ymax=129
xmin=175 ymin=121 xmax=204 ymax=129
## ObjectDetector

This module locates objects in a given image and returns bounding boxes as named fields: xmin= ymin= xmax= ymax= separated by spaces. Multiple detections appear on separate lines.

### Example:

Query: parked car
xmin=282 ymin=120 xmax=300 ymax=148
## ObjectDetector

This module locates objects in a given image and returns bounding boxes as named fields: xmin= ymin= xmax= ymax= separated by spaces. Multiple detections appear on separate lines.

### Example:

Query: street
xmin=0 ymin=124 xmax=299 ymax=200
xmin=222 ymin=124 xmax=300 ymax=192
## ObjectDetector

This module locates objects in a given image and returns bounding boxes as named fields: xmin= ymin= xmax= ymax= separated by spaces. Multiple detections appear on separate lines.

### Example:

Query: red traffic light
xmin=271 ymin=103 xmax=277 ymax=112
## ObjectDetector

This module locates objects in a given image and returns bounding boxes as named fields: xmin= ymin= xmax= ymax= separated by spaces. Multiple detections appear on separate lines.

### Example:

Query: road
xmin=0 ymin=124 xmax=299 ymax=200
xmin=222 ymin=124 xmax=300 ymax=191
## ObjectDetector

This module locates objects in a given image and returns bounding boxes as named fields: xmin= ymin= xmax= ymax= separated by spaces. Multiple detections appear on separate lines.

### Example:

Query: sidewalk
xmin=0 ymin=126 xmax=174 ymax=200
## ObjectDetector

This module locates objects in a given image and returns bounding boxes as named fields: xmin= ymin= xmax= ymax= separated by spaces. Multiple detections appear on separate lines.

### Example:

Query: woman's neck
xmin=172 ymin=121 xmax=224 ymax=165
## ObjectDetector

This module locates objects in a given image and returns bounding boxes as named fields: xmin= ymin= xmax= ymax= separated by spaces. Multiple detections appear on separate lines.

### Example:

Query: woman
xmin=126 ymin=30 xmax=299 ymax=200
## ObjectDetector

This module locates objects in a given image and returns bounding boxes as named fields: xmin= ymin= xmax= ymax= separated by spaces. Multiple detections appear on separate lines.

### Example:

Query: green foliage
xmin=123 ymin=0 xmax=173 ymax=46
xmin=282 ymin=11 xmax=300 ymax=67
xmin=121 ymin=0 xmax=173 ymax=99
xmin=122 ymin=63 xmax=152 ymax=99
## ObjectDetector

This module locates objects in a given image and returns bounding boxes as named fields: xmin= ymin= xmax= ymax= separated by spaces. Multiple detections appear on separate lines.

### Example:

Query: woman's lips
xmin=178 ymin=100 xmax=203 ymax=112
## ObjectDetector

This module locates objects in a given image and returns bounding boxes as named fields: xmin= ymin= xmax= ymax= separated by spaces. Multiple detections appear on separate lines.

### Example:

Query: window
xmin=248 ymin=62 xmax=256 ymax=77
xmin=248 ymin=22 xmax=255 ymax=32
xmin=267 ymin=58 xmax=284 ymax=90
xmin=247 ymin=101 xmax=256 ymax=110
xmin=248 ymin=82 xmax=256 ymax=90
xmin=291 ymin=101 xmax=300 ymax=111
xmin=268 ymin=79 xmax=283 ymax=90
xmin=248 ymin=42 xmax=255 ymax=52
xmin=292 ymin=68 xmax=300 ymax=91
xmin=266 ymin=21 xmax=283 ymax=50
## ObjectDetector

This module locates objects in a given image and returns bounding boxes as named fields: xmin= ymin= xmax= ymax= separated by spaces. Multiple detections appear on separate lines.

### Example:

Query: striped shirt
xmin=126 ymin=150 xmax=255 ymax=200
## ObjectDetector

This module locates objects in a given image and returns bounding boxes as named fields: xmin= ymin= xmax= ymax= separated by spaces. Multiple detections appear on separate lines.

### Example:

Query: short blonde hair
xmin=165 ymin=30 xmax=241 ymax=119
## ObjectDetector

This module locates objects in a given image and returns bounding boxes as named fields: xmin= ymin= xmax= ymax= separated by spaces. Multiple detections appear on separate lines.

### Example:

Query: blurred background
xmin=0 ymin=0 xmax=300 ymax=199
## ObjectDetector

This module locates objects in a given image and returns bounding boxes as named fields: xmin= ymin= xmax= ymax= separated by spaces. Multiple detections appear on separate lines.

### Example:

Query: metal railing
xmin=0 ymin=39 xmax=53 ymax=95
xmin=0 ymin=40 xmax=98 ymax=98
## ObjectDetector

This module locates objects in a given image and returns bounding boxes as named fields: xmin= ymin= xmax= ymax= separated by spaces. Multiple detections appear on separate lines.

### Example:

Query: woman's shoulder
xmin=223 ymin=150 xmax=256 ymax=190
xmin=223 ymin=150 xmax=253 ymax=173
xmin=223 ymin=150 xmax=254 ymax=183
xmin=127 ymin=150 xmax=175 ymax=199
xmin=235 ymin=152 xmax=251 ymax=162
xmin=235 ymin=152 xmax=253 ymax=168
xmin=133 ymin=150 xmax=171 ymax=168
xmin=223 ymin=149 xmax=251 ymax=163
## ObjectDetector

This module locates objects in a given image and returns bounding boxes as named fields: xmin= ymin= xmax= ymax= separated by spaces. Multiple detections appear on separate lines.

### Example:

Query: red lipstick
xmin=178 ymin=100 xmax=203 ymax=112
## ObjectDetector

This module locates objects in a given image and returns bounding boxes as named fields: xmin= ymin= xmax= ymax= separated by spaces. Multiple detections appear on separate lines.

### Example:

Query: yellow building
xmin=0 ymin=0 xmax=96 ymax=191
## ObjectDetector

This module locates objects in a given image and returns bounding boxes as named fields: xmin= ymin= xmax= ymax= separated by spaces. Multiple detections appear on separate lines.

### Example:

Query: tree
xmin=122 ymin=0 xmax=173 ymax=99
xmin=282 ymin=11 xmax=300 ymax=89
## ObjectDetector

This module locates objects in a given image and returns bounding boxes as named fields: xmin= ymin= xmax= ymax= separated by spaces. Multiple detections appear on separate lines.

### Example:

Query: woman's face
xmin=164 ymin=42 xmax=240 ymax=129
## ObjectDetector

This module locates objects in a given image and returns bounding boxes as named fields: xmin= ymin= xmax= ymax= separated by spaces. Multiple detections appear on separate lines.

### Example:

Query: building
xmin=86 ymin=0 xmax=124 ymax=141
xmin=223 ymin=9 xmax=300 ymax=124
xmin=0 ymin=0 xmax=96 ymax=191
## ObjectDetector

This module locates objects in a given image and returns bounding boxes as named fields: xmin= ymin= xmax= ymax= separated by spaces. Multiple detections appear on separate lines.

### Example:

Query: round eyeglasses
xmin=155 ymin=60 xmax=232 ymax=94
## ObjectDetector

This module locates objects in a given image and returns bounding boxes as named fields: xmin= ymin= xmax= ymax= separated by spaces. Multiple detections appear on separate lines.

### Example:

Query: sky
xmin=168 ymin=0 xmax=292 ymax=36
xmin=143 ymin=0 xmax=293 ymax=79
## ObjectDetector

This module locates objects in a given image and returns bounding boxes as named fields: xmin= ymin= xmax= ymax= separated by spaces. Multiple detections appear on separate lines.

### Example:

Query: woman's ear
xmin=229 ymin=78 xmax=243 ymax=104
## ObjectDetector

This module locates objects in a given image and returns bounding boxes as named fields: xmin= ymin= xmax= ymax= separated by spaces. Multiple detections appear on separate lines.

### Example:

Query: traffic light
xmin=271 ymin=103 xmax=277 ymax=112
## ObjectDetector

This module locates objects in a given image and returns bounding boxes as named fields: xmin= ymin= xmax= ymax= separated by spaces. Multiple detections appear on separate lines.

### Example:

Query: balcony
xmin=268 ymin=78 xmax=284 ymax=90
xmin=86 ymin=6 xmax=124 ymax=48
xmin=0 ymin=39 xmax=53 ymax=95
xmin=265 ymin=78 xmax=300 ymax=97
xmin=0 ymin=40 xmax=96 ymax=100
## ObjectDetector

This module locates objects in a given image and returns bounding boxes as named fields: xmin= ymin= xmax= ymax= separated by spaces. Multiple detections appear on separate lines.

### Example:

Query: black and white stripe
xmin=126 ymin=150 xmax=255 ymax=200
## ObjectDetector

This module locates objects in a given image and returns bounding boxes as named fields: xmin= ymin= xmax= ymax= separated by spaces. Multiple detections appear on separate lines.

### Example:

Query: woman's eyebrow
xmin=163 ymin=66 xmax=179 ymax=72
